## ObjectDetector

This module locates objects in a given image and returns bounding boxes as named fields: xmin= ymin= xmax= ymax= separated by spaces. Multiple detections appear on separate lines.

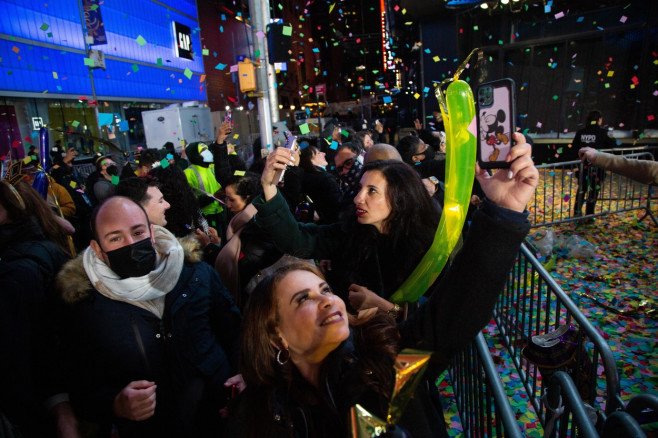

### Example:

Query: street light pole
xmin=260 ymin=0 xmax=280 ymax=123
xmin=248 ymin=0 xmax=274 ymax=150
xmin=77 ymin=0 xmax=103 ymax=152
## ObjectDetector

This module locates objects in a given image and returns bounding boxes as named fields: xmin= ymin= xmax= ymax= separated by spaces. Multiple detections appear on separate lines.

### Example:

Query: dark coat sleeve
xmin=398 ymin=206 xmax=529 ymax=372
xmin=252 ymin=190 xmax=344 ymax=259
xmin=210 ymin=141 xmax=232 ymax=187
xmin=280 ymin=165 xmax=304 ymax=213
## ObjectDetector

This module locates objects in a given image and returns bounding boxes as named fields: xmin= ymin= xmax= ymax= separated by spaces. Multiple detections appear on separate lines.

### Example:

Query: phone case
xmin=476 ymin=78 xmax=516 ymax=169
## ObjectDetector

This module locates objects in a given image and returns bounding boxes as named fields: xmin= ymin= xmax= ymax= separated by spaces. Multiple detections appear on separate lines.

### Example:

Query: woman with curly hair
xmin=149 ymin=165 xmax=221 ymax=262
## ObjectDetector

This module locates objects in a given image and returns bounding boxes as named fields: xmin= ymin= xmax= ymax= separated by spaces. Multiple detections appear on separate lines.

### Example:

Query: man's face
xmin=136 ymin=164 xmax=152 ymax=177
xmin=65 ymin=147 xmax=78 ymax=162
xmin=363 ymin=133 xmax=374 ymax=150
xmin=142 ymin=186 xmax=170 ymax=226
xmin=90 ymin=198 xmax=153 ymax=266
xmin=332 ymin=125 xmax=342 ymax=141
xmin=334 ymin=148 xmax=357 ymax=175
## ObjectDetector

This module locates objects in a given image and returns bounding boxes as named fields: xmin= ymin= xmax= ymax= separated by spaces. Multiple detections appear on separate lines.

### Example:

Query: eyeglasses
xmin=336 ymin=156 xmax=356 ymax=173
xmin=412 ymin=142 xmax=429 ymax=156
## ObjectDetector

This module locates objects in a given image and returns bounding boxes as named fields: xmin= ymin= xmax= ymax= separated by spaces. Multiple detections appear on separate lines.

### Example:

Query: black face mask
xmin=104 ymin=238 xmax=156 ymax=279
xmin=106 ymin=165 xmax=119 ymax=176
xmin=421 ymin=145 xmax=436 ymax=162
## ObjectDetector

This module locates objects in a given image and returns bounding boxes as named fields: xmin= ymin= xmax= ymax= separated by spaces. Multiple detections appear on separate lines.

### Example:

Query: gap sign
xmin=173 ymin=22 xmax=193 ymax=60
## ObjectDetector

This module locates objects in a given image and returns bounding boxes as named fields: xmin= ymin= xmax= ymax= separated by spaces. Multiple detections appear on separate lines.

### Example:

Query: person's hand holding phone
xmin=262 ymin=147 xmax=295 ymax=201
xmin=217 ymin=121 xmax=232 ymax=145
xmin=475 ymin=133 xmax=538 ymax=213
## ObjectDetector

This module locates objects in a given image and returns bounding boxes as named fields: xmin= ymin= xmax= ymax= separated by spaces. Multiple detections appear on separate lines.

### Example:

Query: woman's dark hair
xmin=226 ymin=172 xmax=262 ymax=204
xmin=248 ymin=137 xmax=266 ymax=174
xmin=228 ymin=154 xmax=247 ymax=172
xmin=1 ymin=179 xmax=73 ymax=257
xmin=148 ymin=165 xmax=203 ymax=237
xmin=299 ymin=145 xmax=320 ymax=172
xmin=241 ymin=259 xmax=399 ymax=396
xmin=395 ymin=135 xmax=421 ymax=165
xmin=343 ymin=160 xmax=438 ymax=290
xmin=362 ymin=159 xmax=436 ymax=238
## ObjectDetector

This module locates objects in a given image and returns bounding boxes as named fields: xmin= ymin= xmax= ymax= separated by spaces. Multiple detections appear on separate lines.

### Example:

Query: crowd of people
xmin=2 ymin=112 xmax=546 ymax=437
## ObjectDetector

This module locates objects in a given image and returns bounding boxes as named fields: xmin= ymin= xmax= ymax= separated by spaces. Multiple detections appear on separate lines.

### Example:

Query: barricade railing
xmin=492 ymin=243 xmax=623 ymax=426
xmin=600 ymin=393 xmax=658 ymax=438
xmin=72 ymin=162 xmax=96 ymax=180
xmin=544 ymin=371 xmax=600 ymax=438
xmin=448 ymin=332 xmax=524 ymax=438
xmin=530 ymin=152 xmax=656 ymax=227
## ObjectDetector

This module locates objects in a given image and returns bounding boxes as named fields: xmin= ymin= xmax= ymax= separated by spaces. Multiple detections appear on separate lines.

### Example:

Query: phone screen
xmin=476 ymin=79 xmax=515 ymax=169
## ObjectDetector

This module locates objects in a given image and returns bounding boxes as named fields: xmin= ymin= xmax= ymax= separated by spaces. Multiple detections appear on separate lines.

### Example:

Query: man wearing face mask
xmin=56 ymin=196 xmax=241 ymax=438
xmin=333 ymin=142 xmax=363 ymax=206
xmin=183 ymin=141 xmax=226 ymax=240
xmin=92 ymin=156 xmax=120 ymax=204
xmin=396 ymin=134 xmax=446 ymax=183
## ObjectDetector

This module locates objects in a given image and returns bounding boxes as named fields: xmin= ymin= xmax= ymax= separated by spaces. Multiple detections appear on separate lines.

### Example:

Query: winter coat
xmin=56 ymin=236 xmax=241 ymax=438
xmin=301 ymin=167 xmax=343 ymax=224
xmin=0 ymin=219 xmax=69 ymax=437
xmin=252 ymin=190 xmax=439 ymax=301
xmin=229 ymin=201 xmax=530 ymax=437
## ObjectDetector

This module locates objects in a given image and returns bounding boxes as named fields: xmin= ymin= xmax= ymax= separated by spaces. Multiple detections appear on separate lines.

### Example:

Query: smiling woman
xmin=229 ymin=142 xmax=537 ymax=436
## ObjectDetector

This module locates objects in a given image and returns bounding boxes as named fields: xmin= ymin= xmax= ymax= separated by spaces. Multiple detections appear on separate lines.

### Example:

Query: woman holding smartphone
xmin=229 ymin=135 xmax=538 ymax=436
xmin=251 ymin=133 xmax=536 ymax=311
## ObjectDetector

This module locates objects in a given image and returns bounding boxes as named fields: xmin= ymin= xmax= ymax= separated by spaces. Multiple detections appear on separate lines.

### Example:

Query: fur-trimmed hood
xmin=57 ymin=233 xmax=203 ymax=305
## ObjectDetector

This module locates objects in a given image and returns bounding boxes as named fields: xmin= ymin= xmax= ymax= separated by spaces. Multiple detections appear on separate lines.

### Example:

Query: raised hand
xmin=475 ymin=133 xmax=538 ymax=213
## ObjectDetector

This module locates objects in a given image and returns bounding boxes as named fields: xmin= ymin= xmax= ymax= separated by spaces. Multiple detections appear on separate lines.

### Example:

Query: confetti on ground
xmin=439 ymin=176 xmax=656 ymax=436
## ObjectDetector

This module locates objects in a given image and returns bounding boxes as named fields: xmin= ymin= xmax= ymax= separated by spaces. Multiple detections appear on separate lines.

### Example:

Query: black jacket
xmin=57 ymin=236 xmax=241 ymax=438
xmin=301 ymin=167 xmax=343 ymax=224
xmin=230 ymin=202 xmax=530 ymax=437
xmin=252 ymin=191 xmax=439 ymax=301
xmin=0 ymin=220 xmax=69 ymax=437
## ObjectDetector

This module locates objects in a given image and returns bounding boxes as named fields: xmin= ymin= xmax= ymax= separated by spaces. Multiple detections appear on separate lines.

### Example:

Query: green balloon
xmin=389 ymin=80 xmax=476 ymax=303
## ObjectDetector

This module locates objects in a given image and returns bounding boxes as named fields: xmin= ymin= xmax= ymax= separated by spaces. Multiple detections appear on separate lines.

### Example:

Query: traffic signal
xmin=238 ymin=59 xmax=256 ymax=92
xmin=266 ymin=22 xmax=290 ymax=64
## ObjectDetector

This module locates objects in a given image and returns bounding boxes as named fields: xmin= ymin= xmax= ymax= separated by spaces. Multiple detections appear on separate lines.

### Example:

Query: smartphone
xmin=476 ymin=78 xmax=516 ymax=169
xmin=224 ymin=109 xmax=232 ymax=124
xmin=278 ymin=131 xmax=298 ymax=183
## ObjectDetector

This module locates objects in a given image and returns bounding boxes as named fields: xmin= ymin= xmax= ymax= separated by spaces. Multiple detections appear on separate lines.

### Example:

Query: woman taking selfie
xmin=229 ymin=136 xmax=538 ymax=436
xmin=250 ymin=134 xmax=535 ymax=307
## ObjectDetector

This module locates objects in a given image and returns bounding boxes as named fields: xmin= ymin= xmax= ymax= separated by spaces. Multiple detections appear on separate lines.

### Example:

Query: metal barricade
xmin=72 ymin=162 xmax=96 ymax=180
xmin=492 ymin=243 xmax=623 ymax=425
xmin=448 ymin=332 xmax=524 ymax=438
xmin=530 ymin=152 xmax=656 ymax=227
xmin=544 ymin=371 xmax=600 ymax=438
xmin=601 ymin=393 xmax=658 ymax=438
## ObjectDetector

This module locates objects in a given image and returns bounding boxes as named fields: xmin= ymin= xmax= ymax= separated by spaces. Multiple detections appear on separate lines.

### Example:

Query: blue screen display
xmin=0 ymin=0 xmax=206 ymax=101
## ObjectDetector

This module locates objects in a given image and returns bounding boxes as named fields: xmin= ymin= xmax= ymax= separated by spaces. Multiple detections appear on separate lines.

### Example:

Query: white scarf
xmin=83 ymin=225 xmax=185 ymax=318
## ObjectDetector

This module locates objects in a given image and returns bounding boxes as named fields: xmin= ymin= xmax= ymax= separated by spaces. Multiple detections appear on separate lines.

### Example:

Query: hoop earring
xmin=276 ymin=348 xmax=290 ymax=365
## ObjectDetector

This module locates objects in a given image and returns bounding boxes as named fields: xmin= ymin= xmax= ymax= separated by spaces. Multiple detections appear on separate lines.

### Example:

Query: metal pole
xmin=260 ymin=0 xmax=280 ymax=123
xmin=248 ymin=0 xmax=274 ymax=150
xmin=419 ymin=21 xmax=426 ymax=128
xmin=77 ymin=0 xmax=103 ymax=153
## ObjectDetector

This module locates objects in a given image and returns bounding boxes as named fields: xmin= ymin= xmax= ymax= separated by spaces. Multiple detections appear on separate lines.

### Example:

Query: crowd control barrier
xmin=492 ymin=243 xmax=624 ymax=427
xmin=530 ymin=151 xmax=656 ymax=227
xmin=448 ymin=332 xmax=524 ymax=438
